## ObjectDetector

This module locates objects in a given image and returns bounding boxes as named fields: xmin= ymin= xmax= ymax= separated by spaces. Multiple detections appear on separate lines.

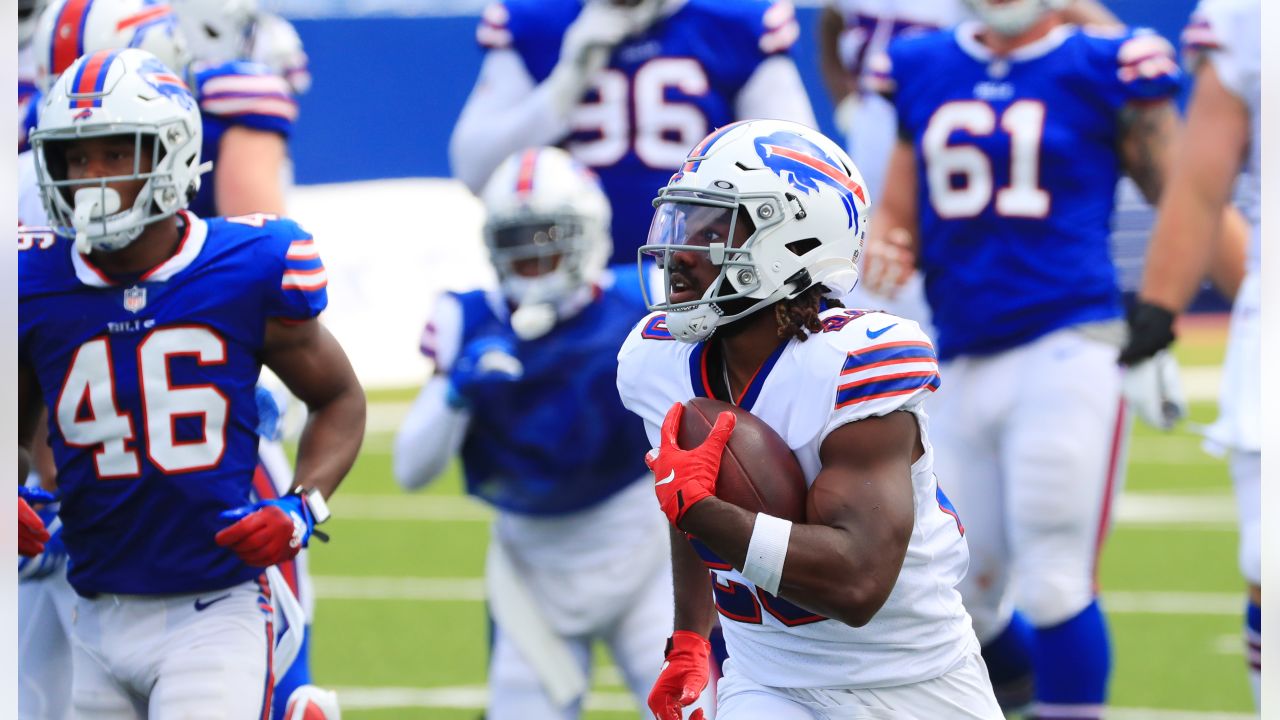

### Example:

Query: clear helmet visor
xmin=638 ymin=195 xmax=760 ymax=312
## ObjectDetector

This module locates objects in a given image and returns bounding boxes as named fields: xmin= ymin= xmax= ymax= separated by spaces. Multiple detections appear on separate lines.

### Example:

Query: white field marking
xmin=330 ymin=685 xmax=1253 ymax=718
xmin=1113 ymin=493 xmax=1237 ymax=526
xmin=329 ymin=493 xmax=493 ymax=521
xmin=313 ymin=575 xmax=485 ymax=601
xmin=312 ymin=576 xmax=1243 ymax=617
xmin=1214 ymin=633 xmax=1246 ymax=656
xmin=331 ymin=685 xmax=638 ymax=712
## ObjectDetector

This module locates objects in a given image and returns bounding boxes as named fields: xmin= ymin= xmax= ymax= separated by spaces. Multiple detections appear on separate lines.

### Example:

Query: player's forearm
xmin=816 ymin=7 xmax=852 ymax=105
xmin=1207 ymin=207 xmax=1248 ymax=300
xmin=681 ymin=497 xmax=896 ymax=628
xmin=392 ymin=376 xmax=470 ymax=491
xmin=291 ymin=379 xmax=365 ymax=500
xmin=1139 ymin=174 xmax=1226 ymax=313
xmin=670 ymin=524 xmax=717 ymax=636
xmin=215 ymin=127 xmax=288 ymax=216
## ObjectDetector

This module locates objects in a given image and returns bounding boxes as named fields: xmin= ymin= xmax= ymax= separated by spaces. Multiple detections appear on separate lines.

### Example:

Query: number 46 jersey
xmin=873 ymin=23 xmax=1182 ymax=360
xmin=18 ymin=212 xmax=326 ymax=596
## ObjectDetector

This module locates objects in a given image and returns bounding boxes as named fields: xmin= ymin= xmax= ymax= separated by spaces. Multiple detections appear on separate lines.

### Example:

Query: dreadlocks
xmin=775 ymin=284 xmax=842 ymax=343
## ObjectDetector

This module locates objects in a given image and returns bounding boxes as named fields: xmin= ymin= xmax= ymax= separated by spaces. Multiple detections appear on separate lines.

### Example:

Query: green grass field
xmin=301 ymin=323 xmax=1254 ymax=718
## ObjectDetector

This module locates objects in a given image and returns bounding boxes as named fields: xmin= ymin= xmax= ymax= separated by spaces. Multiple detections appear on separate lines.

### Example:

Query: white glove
xmin=544 ymin=2 xmax=659 ymax=114
xmin=1121 ymin=350 xmax=1188 ymax=431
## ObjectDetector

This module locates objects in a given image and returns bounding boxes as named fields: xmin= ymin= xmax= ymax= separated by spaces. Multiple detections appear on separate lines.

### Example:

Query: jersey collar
xmin=71 ymin=210 xmax=207 ymax=288
xmin=954 ymin=20 xmax=1074 ymax=64
xmin=689 ymin=338 xmax=790 ymax=412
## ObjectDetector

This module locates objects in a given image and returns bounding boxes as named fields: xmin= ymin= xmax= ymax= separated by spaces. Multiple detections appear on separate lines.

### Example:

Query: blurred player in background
xmin=450 ymin=0 xmax=817 ymax=268
xmin=815 ymin=0 xmax=1118 ymax=332
xmin=1118 ymin=0 xmax=1261 ymax=707
xmin=861 ymin=2 xmax=1244 ymax=717
xmin=618 ymin=119 xmax=1000 ymax=719
xmin=394 ymin=146 xmax=677 ymax=720
xmin=18 ymin=47 xmax=364 ymax=717
xmin=172 ymin=0 xmax=312 ymax=95
xmin=17 ymin=0 xmax=46 ymax=152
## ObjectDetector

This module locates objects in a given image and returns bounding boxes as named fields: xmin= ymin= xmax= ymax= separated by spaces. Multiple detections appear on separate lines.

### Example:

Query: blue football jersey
xmin=18 ymin=212 xmax=326 ymax=595
xmin=879 ymin=24 xmax=1181 ymax=359
xmin=188 ymin=60 xmax=297 ymax=217
xmin=480 ymin=0 xmax=800 ymax=266
xmin=436 ymin=276 xmax=651 ymax=516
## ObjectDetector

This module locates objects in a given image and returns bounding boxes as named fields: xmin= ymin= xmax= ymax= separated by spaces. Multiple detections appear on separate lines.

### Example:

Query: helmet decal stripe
xmin=115 ymin=4 xmax=171 ymax=31
xmin=762 ymin=145 xmax=867 ymax=205
xmin=515 ymin=148 xmax=539 ymax=196
xmin=681 ymin=120 xmax=751 ymax=173
xmin=71 ymin=49 xmax=120 ymax=108
xmin=52 ymin=0 xmax=95 ymax=79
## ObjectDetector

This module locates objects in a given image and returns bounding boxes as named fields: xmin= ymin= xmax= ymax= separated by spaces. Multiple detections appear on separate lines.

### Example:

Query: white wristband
xmin=742 ymin=513 xmax=792 ymax=596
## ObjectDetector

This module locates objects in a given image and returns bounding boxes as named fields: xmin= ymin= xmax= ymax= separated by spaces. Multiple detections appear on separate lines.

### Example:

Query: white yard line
xmin=329 ymin=685 xmax=1253 ymax=718
xmin=313 ymin=576 xmax=1243 ymax=617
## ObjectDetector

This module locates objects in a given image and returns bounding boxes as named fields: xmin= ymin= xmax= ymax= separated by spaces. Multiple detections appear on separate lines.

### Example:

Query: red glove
xmin=648 ymin=630 xmax=711 ymax=720
xmin=18 ymin=497 xmax=50 ymax=558
xmin=214 ymin=497 xmax=308 ymax=567
xmin=644 ymin=402 xmax=735 ymax=526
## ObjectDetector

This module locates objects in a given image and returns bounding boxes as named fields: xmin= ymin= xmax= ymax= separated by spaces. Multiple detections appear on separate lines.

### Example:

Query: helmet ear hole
xmin=784 ymin=238 xmax=821 ymax=257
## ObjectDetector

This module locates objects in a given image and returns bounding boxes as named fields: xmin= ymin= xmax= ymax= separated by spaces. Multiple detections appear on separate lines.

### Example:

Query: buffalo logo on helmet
xmin=139 ymin=57 xmax=195 ymax=110
xmin=753 ymin=131 xmax=866 ymax=232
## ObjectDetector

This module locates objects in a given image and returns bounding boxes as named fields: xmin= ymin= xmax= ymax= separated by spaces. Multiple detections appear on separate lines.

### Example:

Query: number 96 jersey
xmin=874 ymin=23 xmax=1181 ymax=360
xmin=18 ymin=212 xmax=327 ymax=596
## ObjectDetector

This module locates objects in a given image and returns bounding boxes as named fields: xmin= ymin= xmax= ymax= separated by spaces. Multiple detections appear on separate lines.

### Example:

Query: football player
xmin=860 ymin=2 xmax=1244 ymax=717
xmin=18 ymin=0 xmax=46 ymax=152
xmin=617 ymin=119 xmax=1001 ymax=719
xmin=1119 ymin=0 xmax=1261 ymax=707
xmin=815 ymin=0 xmax=1119 ymax=341
xmin=394 ymin=146 xmax=682 ymax=720
xmin=450 ymin=0 xmax=817 ymax=268
xmin=18 ymin=47 xmax=365 ymax=717
xmin=171 ymin=0 xmax=312 ymax=95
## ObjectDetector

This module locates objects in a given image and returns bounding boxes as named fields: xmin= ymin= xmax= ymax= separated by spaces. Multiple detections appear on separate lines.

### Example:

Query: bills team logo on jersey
xmin=753 ymin=132 xmax=866 ymax=231
xmin=123 ymin=286 xmax=147 ymax=313
xmin=140 ymin=58 xmax=195 ymax=110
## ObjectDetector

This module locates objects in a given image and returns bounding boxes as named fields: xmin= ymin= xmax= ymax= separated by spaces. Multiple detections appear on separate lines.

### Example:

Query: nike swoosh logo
xmin=194 ymin=593 xmax=232 ymax=612
xmin=866 ymin=323 xmax=898 ymax=339
xmin=655 ymin=470 xmax=676 ymax=486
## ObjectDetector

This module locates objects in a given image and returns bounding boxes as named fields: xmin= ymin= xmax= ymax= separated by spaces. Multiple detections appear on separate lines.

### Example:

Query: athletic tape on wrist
xmin=742 ymin=512 xmax=791 ymax=595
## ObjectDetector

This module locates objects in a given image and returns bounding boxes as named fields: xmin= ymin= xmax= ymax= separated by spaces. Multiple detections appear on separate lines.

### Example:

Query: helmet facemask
xmin=640 ymin=186 xmax=807 ymax=343
xmin=964 ymin=0 xmax=1064 ymax=37
xmin=34 ymin=122 xmax=196 ymax=254
xmin=485 ymin=211 xmax=603 ymax=340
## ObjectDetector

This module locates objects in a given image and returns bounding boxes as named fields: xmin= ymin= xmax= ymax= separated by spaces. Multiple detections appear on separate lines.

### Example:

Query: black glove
xmin=1119 ymin=300 xmax=1176 ymax=366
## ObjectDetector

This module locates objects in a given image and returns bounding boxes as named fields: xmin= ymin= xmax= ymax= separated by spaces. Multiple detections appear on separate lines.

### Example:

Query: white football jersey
xmin=617 ymin=307 xmax=977 ymax=689
xmin=1183 ymin=0 xmax=1260 ymax=271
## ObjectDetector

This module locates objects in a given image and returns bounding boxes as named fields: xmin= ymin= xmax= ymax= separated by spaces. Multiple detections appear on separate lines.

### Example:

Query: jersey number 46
xmin=57 ymin=327 xmax=229 ymax=479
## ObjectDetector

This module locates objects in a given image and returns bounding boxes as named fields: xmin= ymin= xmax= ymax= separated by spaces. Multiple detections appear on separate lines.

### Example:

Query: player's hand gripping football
xmin=17 ymin=488 xmax=54 ymax=558
xmin=648 ymin=630 xmax=711 ymax=720
xmin=215 ymin=495 xmax=315 ymax=568
xmin=645 ymin=402 xmax=735 ymax=527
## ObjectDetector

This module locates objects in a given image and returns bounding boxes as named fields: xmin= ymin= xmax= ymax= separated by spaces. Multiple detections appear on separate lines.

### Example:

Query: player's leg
xmin=68 ymin=596 xmax=149 ymax=720
xmin=1230 ymin=449 xmax=1261 ymax=707
xmin=487 ymin=622 xmax=592 ymax=720
xmin=1004 ymin=329 xmax=1126 ymax=720
xmin=810 ymin=651 xmax=1003 ymax=719
xmin=714 ymin=661 xmax=818 ymax=720
xmin=148 ymin=580 xmax=274 ymax=720
xmin=927 ymin=354 xmax=1031 ymax=710
xmin=18 ymin=576 xmax=72 ymax=720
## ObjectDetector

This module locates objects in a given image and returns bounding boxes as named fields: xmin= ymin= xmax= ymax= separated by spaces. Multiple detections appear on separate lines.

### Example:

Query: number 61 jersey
xmin=18 ymin=212 xmax=326 ymax=596
xmin=872 ymin=22 xmax=1182 ymax=360
xmin=617 ymin=308 xmax=976 ymax=689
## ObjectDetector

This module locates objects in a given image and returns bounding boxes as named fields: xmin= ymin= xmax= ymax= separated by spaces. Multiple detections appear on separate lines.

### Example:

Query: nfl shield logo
xmin=123 ymin=286 xmax=147 ymax=313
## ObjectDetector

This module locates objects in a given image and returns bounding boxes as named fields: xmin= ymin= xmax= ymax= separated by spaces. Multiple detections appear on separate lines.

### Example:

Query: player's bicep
xmin=809 ymin=413 xmax=917 ymax=552
xmin=262 ymin=318 xmax=360 ymax=409
xmin=1178 ymin=61 xmax=1250 ymax=208
xmin=876 ymin=141 xmax=920 ymax=238
xmin=1117 ymin=99 xmax=1178 ymax=204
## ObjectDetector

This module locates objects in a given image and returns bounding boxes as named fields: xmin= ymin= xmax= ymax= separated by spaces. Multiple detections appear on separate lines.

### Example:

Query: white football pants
xmin=18 ymin=569 xmax=77 ymax=720
xmin=927 ymin=326 xmax=1129 ymax=638
xmin=69 ymin=578 xmax=274 ymax=719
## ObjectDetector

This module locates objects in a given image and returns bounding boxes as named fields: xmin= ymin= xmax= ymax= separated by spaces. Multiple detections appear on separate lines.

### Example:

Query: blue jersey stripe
xmin=836 ymin=372 xmax=940 ymax=408
xmin=841 ymin=341 xmax=935 ymax=373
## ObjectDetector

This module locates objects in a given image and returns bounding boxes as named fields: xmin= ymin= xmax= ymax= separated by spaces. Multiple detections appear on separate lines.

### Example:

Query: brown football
xmin=677 ymin=397 xmax=807 ymax=522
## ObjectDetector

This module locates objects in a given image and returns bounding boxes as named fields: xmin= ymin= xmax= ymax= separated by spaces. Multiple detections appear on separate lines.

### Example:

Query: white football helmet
xmin=34 ymin=0 xmax=191 ymax=93
xmin=31 ymin=48 xmax=207 ymax=254
xmin=170 ymin=0 xmax=258 ymax=64
xmin=480 ymin=146 xmax=612 ymax=340
xmin=963 ymin=0 xmax=1069 ymax=37
xmin=641 ymin=119 xmax=869 ymax=343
